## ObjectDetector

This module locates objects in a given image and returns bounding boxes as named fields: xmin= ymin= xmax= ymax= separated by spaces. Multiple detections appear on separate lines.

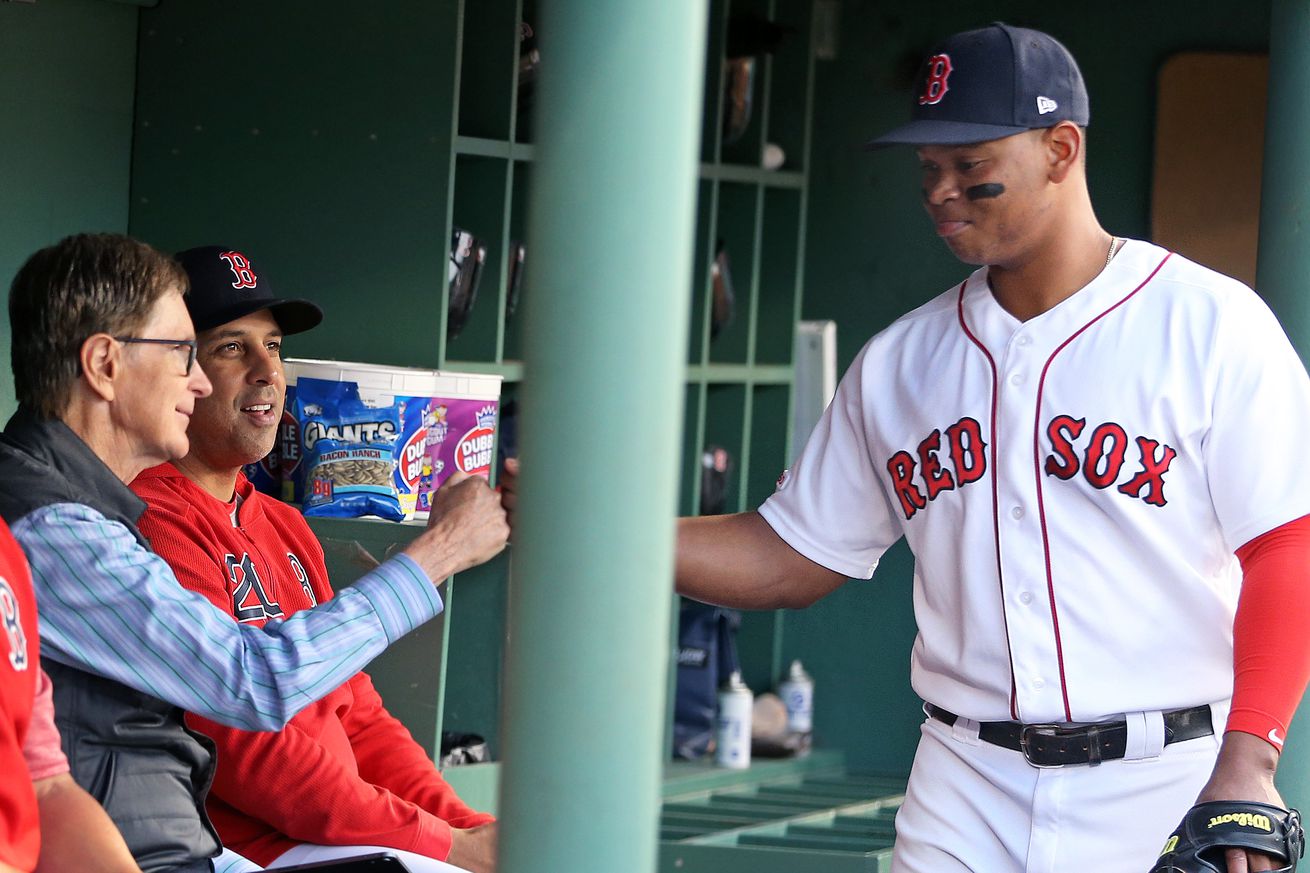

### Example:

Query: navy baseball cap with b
xmin=175 ymin=245 xmax=323 ymax=335
xmin=868 ymin=23 xmax=1089 ymax=148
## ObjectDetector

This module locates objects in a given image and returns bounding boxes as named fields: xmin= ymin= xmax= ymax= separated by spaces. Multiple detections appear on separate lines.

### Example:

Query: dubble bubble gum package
xmin=408 ymin=400 xmax=500 ymax=514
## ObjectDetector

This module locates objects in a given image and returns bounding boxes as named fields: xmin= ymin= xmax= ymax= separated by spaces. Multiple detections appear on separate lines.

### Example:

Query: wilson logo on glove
xmin=1151 ymin=800 xmax=1304 ymax=873
xmin=1207 ymin=812 xmax=1273 ymax=832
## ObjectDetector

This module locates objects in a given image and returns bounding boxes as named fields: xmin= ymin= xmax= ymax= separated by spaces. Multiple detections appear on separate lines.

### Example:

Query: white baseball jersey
xmin=760 ymin=239 xmax=1310 ymax=724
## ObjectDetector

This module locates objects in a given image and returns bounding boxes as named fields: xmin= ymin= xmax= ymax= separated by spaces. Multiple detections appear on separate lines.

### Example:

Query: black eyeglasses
xmin=113 ymin=336 xmax=198 ymax=375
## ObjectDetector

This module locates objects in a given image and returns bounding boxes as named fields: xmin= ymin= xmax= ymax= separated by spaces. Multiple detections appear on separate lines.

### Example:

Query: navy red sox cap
xmin=175 ymin=246 xmax=323 ymax=335
xmin=867 ymin=22 xmax=1089 ymax=148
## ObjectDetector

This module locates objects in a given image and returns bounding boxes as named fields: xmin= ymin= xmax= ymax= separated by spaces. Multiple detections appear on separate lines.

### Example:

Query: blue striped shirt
xmin=13 ymin=502 xmax=442 ymax=732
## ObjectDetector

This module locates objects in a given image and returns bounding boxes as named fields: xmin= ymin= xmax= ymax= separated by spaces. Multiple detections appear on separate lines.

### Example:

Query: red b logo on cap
xmin=918 ymin=54 xmax=953 ymax=106
xmin=219 ymin=251 xmax=258 ymax=289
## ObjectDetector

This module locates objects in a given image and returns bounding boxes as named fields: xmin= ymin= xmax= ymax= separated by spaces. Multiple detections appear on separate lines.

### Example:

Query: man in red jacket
xmin=130 ymin=246 xmax=497 ymax=873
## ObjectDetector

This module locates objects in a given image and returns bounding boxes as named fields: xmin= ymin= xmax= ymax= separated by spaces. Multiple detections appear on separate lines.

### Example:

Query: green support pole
xmin=496 ymin=2 xmax=707 ymax=872
xmin=1255 ymin=0 xmax=1310 ymax=811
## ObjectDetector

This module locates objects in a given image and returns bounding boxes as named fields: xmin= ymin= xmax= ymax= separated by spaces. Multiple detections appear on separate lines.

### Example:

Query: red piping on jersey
xmin=956 ymin=279 xmax=1021 ymax=720
xmin=1032 ymin=251 xmax=1173 ymax=722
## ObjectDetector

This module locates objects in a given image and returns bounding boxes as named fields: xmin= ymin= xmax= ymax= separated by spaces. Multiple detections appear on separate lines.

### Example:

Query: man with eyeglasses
xmin=0 ymin=233 xmax=511 ymax=873
xmin=126 ymin=246 xmax=497 ymax=873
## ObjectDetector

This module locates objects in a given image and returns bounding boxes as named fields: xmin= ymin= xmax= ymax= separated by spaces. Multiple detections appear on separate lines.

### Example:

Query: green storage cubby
xmin=687 ymin=179 xmax=719 ymax=365
xmin=446 ymin=154 xmax=512 ymax=364
xmin=709 ymin=182 xmax=760 ymax=366
xmin=500 ymin=161 xmax=534 ymax=363
xmin=456 ymin=0 xmax=519 ymax=142
xmin=702 ymin=383 xmax=749 ymax=513
xmin=681 ymin=383 xmax=709 ymax=516
xmin=748 ymin=384 xmax=793 ymax=502
xmin=756 ymin=188 xmax=805 ymax=365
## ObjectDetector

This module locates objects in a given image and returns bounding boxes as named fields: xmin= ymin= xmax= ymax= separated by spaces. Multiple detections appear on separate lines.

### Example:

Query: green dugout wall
xmin=0 ymin=0 xmax=142 ymax=413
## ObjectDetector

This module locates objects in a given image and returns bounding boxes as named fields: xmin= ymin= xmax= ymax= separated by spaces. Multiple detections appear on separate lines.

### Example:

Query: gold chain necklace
xmin=1104 ymin=235 xmax=1120 ymax=270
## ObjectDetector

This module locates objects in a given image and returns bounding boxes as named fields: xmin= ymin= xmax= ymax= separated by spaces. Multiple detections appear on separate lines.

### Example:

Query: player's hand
xmin=1224 ymin=850 xmax=1278 ymax=873
xmin=420 ymin=471 xmax=510 ymax=574
xmin=498 ymin=457 xmax=520 ymax=535
xmin=1194 ymin=731 xmax=1283 ymax=873
xmin=446 ymin=822 xmax=497 ymax=873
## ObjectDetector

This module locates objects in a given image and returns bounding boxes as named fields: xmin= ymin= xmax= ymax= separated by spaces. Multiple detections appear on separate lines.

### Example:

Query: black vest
xmin=0 ymin=408 xmax=219 ymax=873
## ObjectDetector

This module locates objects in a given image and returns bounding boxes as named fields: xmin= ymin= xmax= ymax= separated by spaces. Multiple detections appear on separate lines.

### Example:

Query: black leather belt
xmin=925 ymin=703 xmax=1214 ymax=768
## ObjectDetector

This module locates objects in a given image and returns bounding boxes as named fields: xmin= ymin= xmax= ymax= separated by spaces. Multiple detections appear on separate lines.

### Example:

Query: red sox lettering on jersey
xmin=885 ymin=417 xmax=986 ymax=519
xmin=1044 ymin=416 xmax=1176 ymax=506
xmin=886 ymin=415 xmax=1178 ymax=519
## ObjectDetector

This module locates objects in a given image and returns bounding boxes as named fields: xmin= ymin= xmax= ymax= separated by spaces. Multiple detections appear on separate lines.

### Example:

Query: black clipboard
xmin=266 ymin=852 xmax=410 ymax=872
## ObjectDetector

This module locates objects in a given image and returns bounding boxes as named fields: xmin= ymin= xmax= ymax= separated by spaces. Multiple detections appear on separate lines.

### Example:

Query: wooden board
xmin=1151 ymin=52 xmax=1267 ymax=286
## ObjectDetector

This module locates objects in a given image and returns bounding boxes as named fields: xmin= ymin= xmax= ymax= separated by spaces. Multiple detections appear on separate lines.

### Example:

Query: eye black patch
xmin=966 ymin=183 xmax=1005 ymax=200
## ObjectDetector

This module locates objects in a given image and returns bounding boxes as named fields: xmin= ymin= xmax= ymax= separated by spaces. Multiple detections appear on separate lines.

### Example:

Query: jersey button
xmin=1033 ymin=678 xmax=1046 ymax=690
xmin=1010 ymin=506 xmax=1024 ymax=520
xmin=1009 ymin=372 xmax=1024 ymax=386
xmin=1017 ymin=335 xmax=1033 ymax=347
xmin=1019 ymin=591 xmax=1034 ymax=605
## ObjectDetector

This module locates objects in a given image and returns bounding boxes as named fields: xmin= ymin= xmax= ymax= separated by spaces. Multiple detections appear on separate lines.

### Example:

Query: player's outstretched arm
xmin=19 ymin=500 xmax=468 ymax=733
xmin=402 ymin=471 xmax=511 ymax=580
xmin=676 ymin=511 xmax=846 ymax=610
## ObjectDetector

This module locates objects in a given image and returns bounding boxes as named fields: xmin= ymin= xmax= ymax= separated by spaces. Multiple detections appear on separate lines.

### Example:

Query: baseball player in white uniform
xmin=673 ymin=23 xmax=1310 ymax=873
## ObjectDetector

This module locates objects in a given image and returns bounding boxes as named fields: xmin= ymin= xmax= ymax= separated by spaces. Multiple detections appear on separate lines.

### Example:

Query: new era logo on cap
xmin=867 ymin=22 xmax=1089 ymax=147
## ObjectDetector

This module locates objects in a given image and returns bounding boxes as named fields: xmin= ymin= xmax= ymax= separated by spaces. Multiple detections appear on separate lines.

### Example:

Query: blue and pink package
xmin=280 ymin=359 xmax=502 ymax=520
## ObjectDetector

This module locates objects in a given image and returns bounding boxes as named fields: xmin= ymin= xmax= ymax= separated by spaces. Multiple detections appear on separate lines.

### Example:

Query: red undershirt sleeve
xmin=1228 ymin=513 xmax=1310 ymax=750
